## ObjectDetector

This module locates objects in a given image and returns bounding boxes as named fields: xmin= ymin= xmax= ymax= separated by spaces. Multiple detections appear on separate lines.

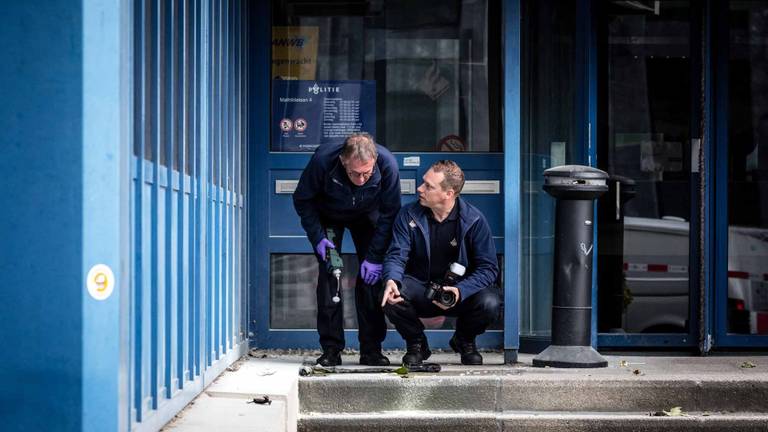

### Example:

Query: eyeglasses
xmin=346 ymin=167 xmax=375 ymax=180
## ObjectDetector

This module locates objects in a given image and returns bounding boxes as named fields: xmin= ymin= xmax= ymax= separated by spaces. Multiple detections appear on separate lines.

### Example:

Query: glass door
xmin=254 ymin=0 xmax=505 ymax=349
xmin=715 ymin=0 xmax=768 ymax=347
xmin=596 ymin=0 xmax=702 ymax=347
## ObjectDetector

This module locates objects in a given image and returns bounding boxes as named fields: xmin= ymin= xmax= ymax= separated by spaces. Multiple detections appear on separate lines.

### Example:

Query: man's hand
xmin=360 ymin=260 xmax=382 ymax=285
xmin=381 ymin=279 xmax=404 ymax=307
xmin=432 ymin=286 xmax=461 ymax=310
xmin=315 ymin=238 xmax=335 ymax=261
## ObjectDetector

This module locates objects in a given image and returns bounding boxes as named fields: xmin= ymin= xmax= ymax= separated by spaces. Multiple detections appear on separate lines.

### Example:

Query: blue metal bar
xmin=249 ymin=0 xmax=270 ymax=348
xmin=222 ymin=0 xmax=230 ymax=353
xmin=237 ymin=0 xmax=244 ymax=345
xmin=709 ymin=0 xmax=725 ymax=348
xmin=232 ymin=0 xmax=239 ymax=348
xmin=231 ymin=0 xmax=238 ymax=348
xmin=199 ymin=0 xmax=210 ymax=372
xmin=191 ymin=0 xmax=202 ymax=380
xmin=150 ymin=0 xmax=161 ymax=410
xmin=502 ymin=0 xmax=521 ymax=360
xmin=587 ymin=0 xmax=600 ymax=349
xmin=206 ymin=0 xmax=214 ymax=367
xmin=176 ymin=0 xmax=187 ymax=389
xmin=133 ymin=0 xmax=147 ymax=421
xmin=241 ymin=0 xmax=250 ymax=347
xmin=213 ymin=0 xmax=221 ymax=360
xmin=163 ymin=0 xmax=175 ymax=399
xmin=577 ymin=0 xmax=599 ymax=348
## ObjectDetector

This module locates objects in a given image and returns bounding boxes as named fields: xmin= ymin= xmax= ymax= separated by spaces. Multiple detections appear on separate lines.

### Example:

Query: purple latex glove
xmin=360 ymin=260 xmax=383 ymax=285
xmin=315 ymin=238 xmax=335 ymax=261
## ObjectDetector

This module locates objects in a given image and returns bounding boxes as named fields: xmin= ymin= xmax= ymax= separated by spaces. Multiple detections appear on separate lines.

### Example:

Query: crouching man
xmin=381 ymin=160 xmax=500 ymax=365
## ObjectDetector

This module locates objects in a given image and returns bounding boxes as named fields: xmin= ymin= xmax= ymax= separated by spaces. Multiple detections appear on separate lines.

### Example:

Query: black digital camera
xmin=425 ymin=262 xmax=466 ymax=308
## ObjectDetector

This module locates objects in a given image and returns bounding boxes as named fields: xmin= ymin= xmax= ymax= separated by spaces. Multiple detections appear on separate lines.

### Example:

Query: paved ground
xmin=162 ymin=349 xmax=768 ymax=432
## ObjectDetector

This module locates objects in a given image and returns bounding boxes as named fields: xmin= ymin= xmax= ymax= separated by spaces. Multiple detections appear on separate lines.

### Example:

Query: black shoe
xmin=402 ymin=338 xmax=432 ymax=366
xmin=449 ymin=334 xmax=483 ymax=365
xmin=316 ymin=348 xmax=342 ymax=367
xmin=359 ymin=351 xmax=391 ymax=366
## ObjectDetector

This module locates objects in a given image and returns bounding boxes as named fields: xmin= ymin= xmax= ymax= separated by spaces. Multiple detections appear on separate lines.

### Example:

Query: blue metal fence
xmin=130 ymin=0 xmax=249 ymax=430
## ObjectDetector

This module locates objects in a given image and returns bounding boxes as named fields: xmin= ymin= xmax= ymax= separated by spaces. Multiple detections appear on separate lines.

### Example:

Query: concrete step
xmin=298 ymin=411 xmax=768 ymax=432
xmin=299 ymin=374 xmax=768 ymax=414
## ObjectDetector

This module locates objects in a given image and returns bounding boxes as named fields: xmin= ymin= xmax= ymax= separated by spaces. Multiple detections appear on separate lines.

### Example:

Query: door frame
xmin=249 ymin=0 xmax=522 ymax=353
xmin=592 ymin=0 xmax=705 ymax=349
xmin=710 ymin=0 xmax=768 ymax=349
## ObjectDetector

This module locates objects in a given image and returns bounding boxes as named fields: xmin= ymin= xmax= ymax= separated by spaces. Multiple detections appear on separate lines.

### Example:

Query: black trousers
xmin=315 ymin=216 xmax=387 ymax=353
xmin=383 ymin=275 xmax=501 ymax=343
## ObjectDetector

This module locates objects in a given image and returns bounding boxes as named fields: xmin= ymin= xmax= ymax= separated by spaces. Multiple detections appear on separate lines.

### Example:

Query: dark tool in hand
xmin=299 ymin=362 xmax=441 ymax=376
xmin=325 ymin=228 xmax=343 ymax=303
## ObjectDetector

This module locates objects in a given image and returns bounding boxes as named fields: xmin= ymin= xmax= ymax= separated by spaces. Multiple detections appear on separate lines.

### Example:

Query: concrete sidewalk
xmin=162 ymin=349 xmax=768 ymax=432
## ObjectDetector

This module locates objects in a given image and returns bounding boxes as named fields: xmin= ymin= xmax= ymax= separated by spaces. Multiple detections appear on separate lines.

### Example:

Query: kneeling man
xmin=381 ymin=160 xmax=500 ymax=365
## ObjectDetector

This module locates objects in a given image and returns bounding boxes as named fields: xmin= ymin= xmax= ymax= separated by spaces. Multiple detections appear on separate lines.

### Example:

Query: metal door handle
xmin=691 ymin=138 xmax=701 ymax=174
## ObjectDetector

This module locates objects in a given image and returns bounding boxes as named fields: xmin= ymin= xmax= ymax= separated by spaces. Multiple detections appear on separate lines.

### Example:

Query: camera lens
xmin=440 ymin=290 xmax=456 ymax=307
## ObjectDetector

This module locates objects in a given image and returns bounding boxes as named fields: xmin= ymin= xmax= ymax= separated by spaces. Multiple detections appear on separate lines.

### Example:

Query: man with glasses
xmin=293 ymin=133 xmax=401 ymax=366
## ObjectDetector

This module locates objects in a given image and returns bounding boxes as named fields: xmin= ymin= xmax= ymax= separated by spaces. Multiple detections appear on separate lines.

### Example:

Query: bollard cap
xmin=543 ymin=165 xmax=609 ymax=199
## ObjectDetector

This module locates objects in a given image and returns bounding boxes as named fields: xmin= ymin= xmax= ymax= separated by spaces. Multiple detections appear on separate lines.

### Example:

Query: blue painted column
xmin=503 ymin=0 xmax=522 ymax=363
xmin=0 ymin=1 xmax=128 ymax=431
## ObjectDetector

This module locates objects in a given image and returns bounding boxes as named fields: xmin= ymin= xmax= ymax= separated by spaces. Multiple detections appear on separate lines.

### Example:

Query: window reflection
xmin=727 ymin=1 xmax=768 ymax=335
xmin=520 ymin=0 xmax=577 ymax=337
xmin=270 ymin=254 xmax=503 ymax=330
xmin=597 ymin=1 xmax=694 ymax=334
xmin=271 ymin=0 xmax=501 ymax=152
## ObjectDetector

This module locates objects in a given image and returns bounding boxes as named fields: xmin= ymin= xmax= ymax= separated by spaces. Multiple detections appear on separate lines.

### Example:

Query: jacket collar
xmin=406 ymin=197 xmax=481 ymax=268
xmin=407 ymin=197 xmax=480 ymax=236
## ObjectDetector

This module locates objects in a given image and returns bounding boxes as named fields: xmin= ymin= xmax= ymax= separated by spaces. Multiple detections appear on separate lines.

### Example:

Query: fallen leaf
xmin=740 ymin=361 xmax=756 ymax=369
xmin=394 ymin=365 xmax=409 ymax=375
xmin=663 ymin=407 xmax=684 ymax=416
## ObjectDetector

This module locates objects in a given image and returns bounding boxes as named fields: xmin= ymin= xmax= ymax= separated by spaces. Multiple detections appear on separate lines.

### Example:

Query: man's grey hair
xmin=340 ymin=132 xmax=378 ymax=162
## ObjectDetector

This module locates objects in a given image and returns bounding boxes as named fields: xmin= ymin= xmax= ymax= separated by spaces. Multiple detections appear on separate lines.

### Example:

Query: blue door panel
xmin=259 ymin=151 xmax=505 ymax=349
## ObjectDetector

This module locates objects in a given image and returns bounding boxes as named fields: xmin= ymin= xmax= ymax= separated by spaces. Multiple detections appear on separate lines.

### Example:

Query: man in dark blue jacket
xmin=381 ymin=160 xmax=500 ymax=365
xmin=294 ymin=133 xmax=401 ymax=367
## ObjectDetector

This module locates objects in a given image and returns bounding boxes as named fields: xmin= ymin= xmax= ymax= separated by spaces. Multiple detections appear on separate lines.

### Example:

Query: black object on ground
xmin=299 ymin=362 xmax=441 ymax=376
xmin=247 ymin=396 xmax=272 ymax=405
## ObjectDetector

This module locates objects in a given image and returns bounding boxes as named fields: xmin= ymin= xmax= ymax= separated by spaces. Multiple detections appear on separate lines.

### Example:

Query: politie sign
xmin=272 ymin=80 xmax=376 ymax=152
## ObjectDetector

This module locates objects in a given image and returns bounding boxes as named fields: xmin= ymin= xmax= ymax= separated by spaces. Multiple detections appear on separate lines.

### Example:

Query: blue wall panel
xmin=0 ymin=0 xmax=126 ymax=430
xmin=129 ymin=0 xmax=249 ymax=430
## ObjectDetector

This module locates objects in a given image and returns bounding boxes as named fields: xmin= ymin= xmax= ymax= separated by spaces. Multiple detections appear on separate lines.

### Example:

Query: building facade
xmin=1 ymin=1 xmax=766 ymax=431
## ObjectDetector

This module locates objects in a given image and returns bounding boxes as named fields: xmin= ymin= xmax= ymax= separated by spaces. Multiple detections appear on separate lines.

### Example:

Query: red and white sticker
xmin=294 ymin=118 xmax=307 ymax=132
xmin=280 ymin=118 xmax=293 ymax=132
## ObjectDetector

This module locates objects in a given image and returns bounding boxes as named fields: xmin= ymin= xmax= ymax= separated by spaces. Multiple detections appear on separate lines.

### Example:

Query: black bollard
xmin=533 ymin=165 xmax=609 ymax=368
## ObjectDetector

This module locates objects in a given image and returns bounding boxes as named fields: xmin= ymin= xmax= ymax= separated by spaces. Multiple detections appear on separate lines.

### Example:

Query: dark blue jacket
xmin=383 ymin=197 xmax=499 ymax=301
xmin=293 ymin=142 xmax=401 ymax=263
